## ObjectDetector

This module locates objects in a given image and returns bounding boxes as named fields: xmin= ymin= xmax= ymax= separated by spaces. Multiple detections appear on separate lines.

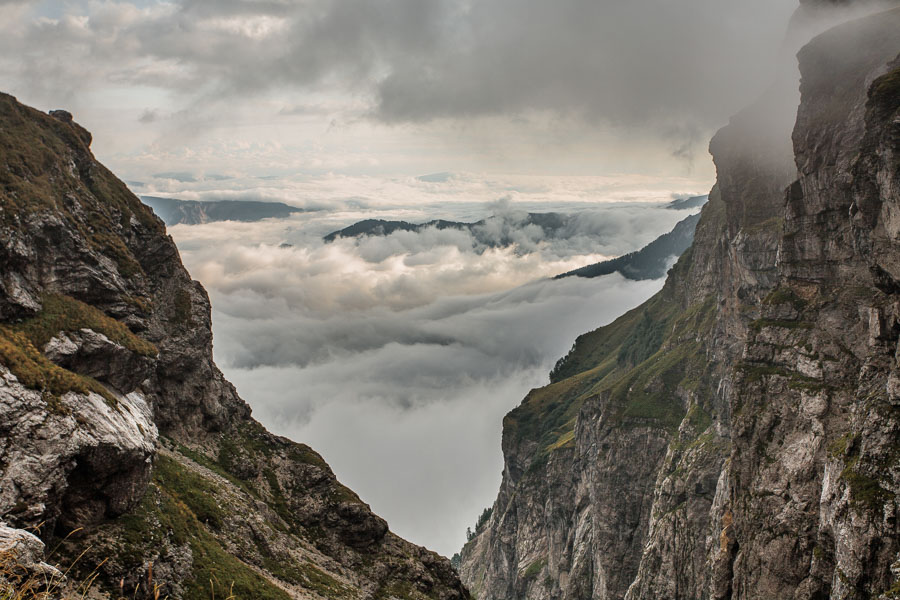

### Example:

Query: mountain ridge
xmin=554 ymin=211 xmax=701 ymax=281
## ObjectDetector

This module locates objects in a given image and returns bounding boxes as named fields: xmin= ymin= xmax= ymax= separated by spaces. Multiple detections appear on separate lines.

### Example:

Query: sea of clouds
xmin=162 ymin=175 xmax=702 ymax=557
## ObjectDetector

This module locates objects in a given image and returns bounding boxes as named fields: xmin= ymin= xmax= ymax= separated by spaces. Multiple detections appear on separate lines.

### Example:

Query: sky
xmin=0 ymin=0 xmax=808 ymax=183
xmin=1 ymin=0 xmax=874 ymax=559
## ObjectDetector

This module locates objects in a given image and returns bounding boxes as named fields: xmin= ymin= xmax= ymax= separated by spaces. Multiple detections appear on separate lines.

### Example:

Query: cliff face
xmin=0 ymin=95 xmax=468 ymax=600
xmin=460 ymin=5 xmax=900 ymax=600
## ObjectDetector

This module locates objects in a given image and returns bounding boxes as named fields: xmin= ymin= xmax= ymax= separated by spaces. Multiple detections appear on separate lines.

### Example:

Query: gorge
xmin=1 ymin=0 xmax=899 ymax=598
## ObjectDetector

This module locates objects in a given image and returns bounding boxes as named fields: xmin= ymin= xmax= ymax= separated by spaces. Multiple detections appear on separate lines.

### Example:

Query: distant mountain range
xmin=323 ymin=218 xmax=472 ymax=242
xmin=324 ymin=212 xmax=571 ymax=247
xmin=325 ymin=199 xmax=705 ymax=282
xmin=554 ymin=211 xmax=701 ymax=281
xmin=666 ymin=195 xmax=708 ymax=210
xmin=141 ymin=196 xmax=304 ymax=225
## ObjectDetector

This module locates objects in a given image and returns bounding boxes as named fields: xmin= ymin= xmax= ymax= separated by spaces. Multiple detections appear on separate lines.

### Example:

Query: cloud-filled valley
xmin=166 ymin=195 xmax=697 ymax=556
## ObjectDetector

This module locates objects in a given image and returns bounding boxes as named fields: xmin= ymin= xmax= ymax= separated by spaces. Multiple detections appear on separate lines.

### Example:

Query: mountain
xmin=0 ymin=94 xmax=468 ymax=600
xmin=666 ymin=195 xmax=709 ymax=210
xmin=459 ymin=5 xmax=900 ymax=600
xmin=555 ymin=212 xmax=700 ymax=281
xmin=324 ymin=212 xmax=572 ymax=247
xmin=324 ymin=218 xmax=471 ymax=242
xmin=141 ymin=195 xmax=304 ymax=226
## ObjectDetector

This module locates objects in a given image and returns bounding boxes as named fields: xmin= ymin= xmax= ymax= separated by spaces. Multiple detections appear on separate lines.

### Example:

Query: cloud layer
xmin=3 ymin=0 xmax=796 ymax=131
xmin=168 ymin=197 xmax=690 ymax=557
xmin=0 ymin=0 xmax=812 ymax=173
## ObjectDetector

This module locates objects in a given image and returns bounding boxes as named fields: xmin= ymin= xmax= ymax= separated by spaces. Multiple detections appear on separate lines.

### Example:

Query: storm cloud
xmin=0 ymin=0 xmax=807 ymax=159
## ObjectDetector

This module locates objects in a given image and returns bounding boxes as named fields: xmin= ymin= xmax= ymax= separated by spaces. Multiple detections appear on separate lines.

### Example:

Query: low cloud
xmin=225 ymin=275 xmax=661 ymax=557
xmin=138 ymin=109 xmax=158 ymax=124
xmin=169 ymin=199 xmax=686 ymax=557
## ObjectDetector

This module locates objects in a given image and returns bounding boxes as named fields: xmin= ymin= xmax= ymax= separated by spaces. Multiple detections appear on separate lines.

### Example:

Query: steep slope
xmin=555 ymin=211 xmax=701 ymax=281
xmin=0 ymin=94 xmax=468 ymax=600
xmin=460 ymin=5 xmax=900 ymax=600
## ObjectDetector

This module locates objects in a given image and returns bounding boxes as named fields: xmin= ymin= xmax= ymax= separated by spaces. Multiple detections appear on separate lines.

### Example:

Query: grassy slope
xmin=0 ymin=294 xmax=158 ymax=408
xmin=55 ymin=417 xmax=455 ymax=600
xmin=505 ymin=196 xmax=723 ymax=467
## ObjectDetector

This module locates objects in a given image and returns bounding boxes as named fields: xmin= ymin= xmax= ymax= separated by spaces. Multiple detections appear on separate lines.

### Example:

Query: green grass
xmin=762 ymin=287 xmax=808 ymax=311
xmin=175 ymin=443 xmax=257 ymax=498
xmin=375 ymin=579 xmax=424 ymax=600
xmin=0 ymin=293 xmax=158 ymax=408
xmin=0 ymin=325 xmax=116 ymax=409
xmin=507 ymin=293 xmax=718 ymax=466
xmin=842 ymin=465 xmax=891 ymax=515
xmin=685 ymin=404 xmax=712 ymax=434
xmin=612 ymin=341 xmax=696 ymax=429
xmin=14 ymin=293 xmax=157 ymax=357
xmin=153 ymin=454 xmax=227 ymax=530
xmin=521 ymin=557 xmax=547 ymax=581
xmin=116 ymin=455 xmax=293 ymax=600
xmin=295 ymin=563 xmax=353 ymax=598
xmin=617 ymin=308 xmax=670 ymax=367
xmin=749 ymin=319 xmax=814 ymax=332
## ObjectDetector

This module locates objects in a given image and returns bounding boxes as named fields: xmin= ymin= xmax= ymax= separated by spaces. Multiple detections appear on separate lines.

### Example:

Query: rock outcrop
xmin=0 ymin=93 xmax=468 ymax=599
xmin=460 ymin=4 xmax=900 ymax=600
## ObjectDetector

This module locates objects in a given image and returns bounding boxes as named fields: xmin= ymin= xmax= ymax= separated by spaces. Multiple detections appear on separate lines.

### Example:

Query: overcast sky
xmin=0 ymin=0 xmax=807 ymax=184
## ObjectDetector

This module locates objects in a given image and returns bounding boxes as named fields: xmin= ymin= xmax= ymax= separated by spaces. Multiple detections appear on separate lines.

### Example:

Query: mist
xmin=167 ymin=196 xmax=694 ymax=556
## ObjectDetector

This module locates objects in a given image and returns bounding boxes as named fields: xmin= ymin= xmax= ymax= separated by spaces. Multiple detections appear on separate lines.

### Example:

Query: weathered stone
xmin=0 ymin=524 xmax=64 ymax=580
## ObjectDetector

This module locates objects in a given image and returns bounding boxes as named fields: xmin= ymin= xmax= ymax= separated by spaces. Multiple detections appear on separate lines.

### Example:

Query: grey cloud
xmin=372 ymin=0 xmax=796 ymax=127
xmin=4 ymin=0 xmax=873 ymax=156
xmin=167 ymin=199 xmax=684 ymax=555
xmin=153 ymin=171 xmax=197 ymax=182
xmin=338 ymin=203 xmax=697 ymax=263
xmin=217 ymin=274 xmax=663 ymax=556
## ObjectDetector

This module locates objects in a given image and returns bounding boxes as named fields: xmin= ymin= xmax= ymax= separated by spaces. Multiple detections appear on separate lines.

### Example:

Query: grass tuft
xmin=0 ymin=326 xmax=115 ymax=410
xmin=15 ymin=294 xmax=156 ymax=357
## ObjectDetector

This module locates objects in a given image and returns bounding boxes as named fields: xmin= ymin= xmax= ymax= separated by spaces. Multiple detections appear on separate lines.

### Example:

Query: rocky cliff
xmin=0 ymin=94 xmax=468 ymax=600
xmin=460 ymin=4 xmax=900 ymax=599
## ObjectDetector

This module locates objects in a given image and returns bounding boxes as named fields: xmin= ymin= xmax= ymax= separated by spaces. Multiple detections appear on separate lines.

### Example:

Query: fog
xmin=168 ymin=197 xmax=693 ymax=556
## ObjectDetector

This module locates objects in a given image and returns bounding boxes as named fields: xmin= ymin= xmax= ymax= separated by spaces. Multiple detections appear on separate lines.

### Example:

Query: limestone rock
xmin=0 ymin=524 xmax=63 ymax=580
